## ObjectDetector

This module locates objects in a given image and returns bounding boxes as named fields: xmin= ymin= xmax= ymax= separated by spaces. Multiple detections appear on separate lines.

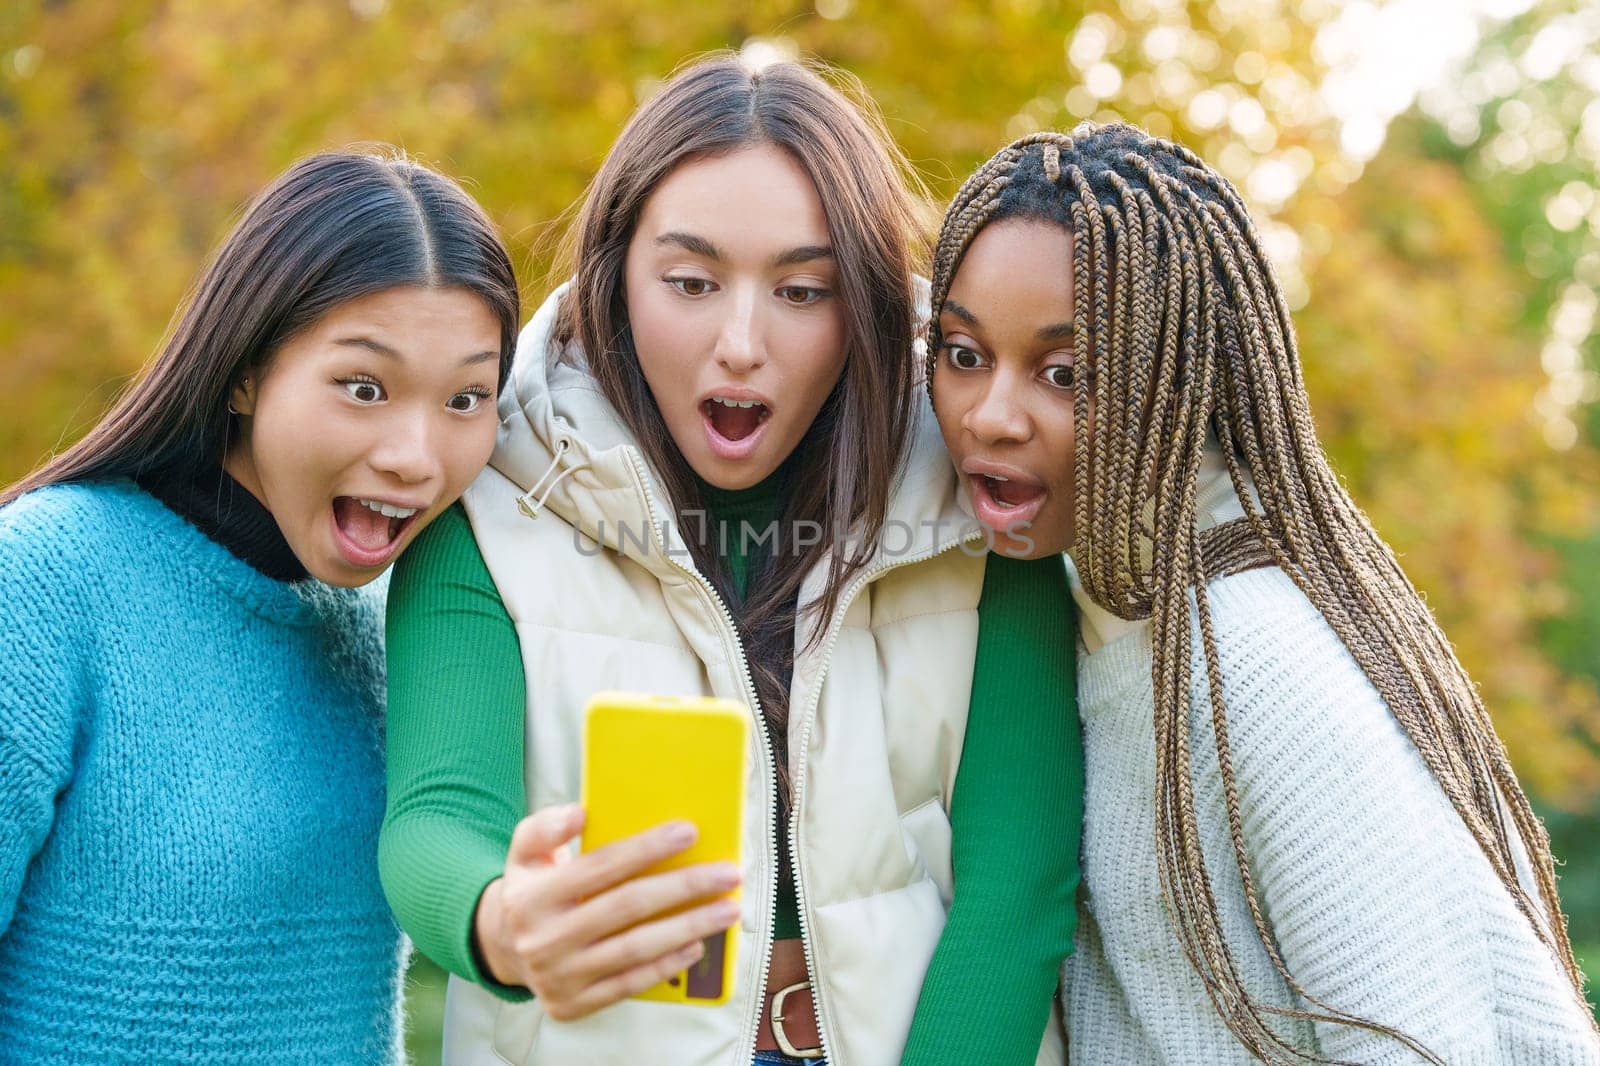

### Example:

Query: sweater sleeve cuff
xmin=381 ymin=823 xmax=531 ymax=1002
xmin=461 ymin=873 xmax=533 ymax=1004
xmin=438 ymin=850 xmax=532 ymax=1003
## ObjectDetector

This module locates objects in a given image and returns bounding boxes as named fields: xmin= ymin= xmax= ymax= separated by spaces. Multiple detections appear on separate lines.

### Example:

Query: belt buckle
xmin=770 ymin=980 xmax=824 ymax=1059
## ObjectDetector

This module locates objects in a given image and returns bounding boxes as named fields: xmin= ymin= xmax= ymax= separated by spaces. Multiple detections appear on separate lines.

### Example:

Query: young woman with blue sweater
xmin=0 ymin=149 xmax=519 ymax=1063
xmin=926 ymin=125 xmax=1600 ymax=1064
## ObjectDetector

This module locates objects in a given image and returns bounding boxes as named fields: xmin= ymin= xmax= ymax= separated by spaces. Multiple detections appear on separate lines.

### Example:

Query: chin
xmin=993 ymin=520 xmax=1073 ymax=560
xmin=989 ymin=531 xmax=1045 ymax=560
xmin=304 ymin=550 xmax=385 ymax=589
xmin=710 ymin=466 xmax=770 ymax=491
xmin=692 ymin=453 xmax=776 ymax=492
xmin=317 ymin=569 xmax=378 ymax=589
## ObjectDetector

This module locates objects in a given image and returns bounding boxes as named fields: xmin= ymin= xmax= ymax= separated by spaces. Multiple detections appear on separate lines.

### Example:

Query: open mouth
xmin=701 ymin=395 xmax=772 ymax=459
xmin=331 ymin=496 xmax=421 ymax=567
xmin=981 ymin=475 xmax=1045 ymax=510
xmin=967 ymin=469 xmax=1048 ymax=532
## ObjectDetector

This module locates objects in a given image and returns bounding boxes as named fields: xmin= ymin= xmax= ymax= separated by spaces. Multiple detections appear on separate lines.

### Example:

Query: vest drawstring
xmin=516 ymin=439 xmax=574 ymax=520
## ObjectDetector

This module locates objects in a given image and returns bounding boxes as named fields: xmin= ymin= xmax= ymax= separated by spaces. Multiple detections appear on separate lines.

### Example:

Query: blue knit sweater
xmin=0 ymin=480 xmax=402 ymax=1063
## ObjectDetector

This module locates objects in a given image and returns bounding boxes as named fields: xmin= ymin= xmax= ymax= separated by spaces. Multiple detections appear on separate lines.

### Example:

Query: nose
xmin=962 ymin=369 xmax=1034 ymax=446
xmin=369 ymin=407 xmax=445 ymax=486
xmin=712 ymin=284 xmax=767 ymax=376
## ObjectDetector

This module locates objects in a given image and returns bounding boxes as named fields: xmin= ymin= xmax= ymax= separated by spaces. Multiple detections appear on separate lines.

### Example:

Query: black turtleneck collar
xmin=136 ymin=465 xmax=308 ymax=583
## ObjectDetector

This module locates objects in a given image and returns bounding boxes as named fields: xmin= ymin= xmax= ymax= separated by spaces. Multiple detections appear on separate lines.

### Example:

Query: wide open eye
xmin=1043 ymin=364 xmax=1075 ymax=390
xmin=341 ymin=378 xmax=386 ymax=403
xmin=943 ymin=343 xmax=985 ymax=371
xmin=446 ymin=389 xmax=491 ymax=413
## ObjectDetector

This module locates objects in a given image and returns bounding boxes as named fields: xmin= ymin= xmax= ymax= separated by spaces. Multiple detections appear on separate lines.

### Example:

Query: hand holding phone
xmin=472 ymin=803 xmax=741 ymax=1021
xmin=580 ymin=693 xmax=748 ymax=1005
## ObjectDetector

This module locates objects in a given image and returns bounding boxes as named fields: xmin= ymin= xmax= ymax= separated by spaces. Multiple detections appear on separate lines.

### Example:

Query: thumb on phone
xmin=508 ymin=803 xmax=585 ymax=869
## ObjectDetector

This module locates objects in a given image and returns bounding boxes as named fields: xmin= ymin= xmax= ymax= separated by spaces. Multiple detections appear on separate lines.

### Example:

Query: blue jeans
xmin=753 ymin=1052 xmax=827 ymax=1066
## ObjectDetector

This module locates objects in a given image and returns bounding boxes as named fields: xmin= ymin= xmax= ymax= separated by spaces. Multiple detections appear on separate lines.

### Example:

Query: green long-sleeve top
xmin=380 ymin=491 xmax=1083 ymax=1065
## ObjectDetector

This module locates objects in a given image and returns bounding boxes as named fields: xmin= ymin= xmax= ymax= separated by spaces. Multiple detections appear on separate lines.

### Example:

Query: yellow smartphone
xmin=580 ymin=691 xmax=748 ymax=1006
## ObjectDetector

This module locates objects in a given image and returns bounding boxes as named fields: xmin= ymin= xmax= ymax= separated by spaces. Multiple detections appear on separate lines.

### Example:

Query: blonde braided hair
xmin=928 ymin=125 xmax=1592 ymax=1064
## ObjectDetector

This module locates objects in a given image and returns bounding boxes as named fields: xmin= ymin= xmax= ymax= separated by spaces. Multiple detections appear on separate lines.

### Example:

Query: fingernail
xmin=714 ymin=864 xmax=741 ymax=888
xmin=666 ymin=822 xmax=696 ymax=847
xmin=715 ymin=899 xmax=741 ymax=922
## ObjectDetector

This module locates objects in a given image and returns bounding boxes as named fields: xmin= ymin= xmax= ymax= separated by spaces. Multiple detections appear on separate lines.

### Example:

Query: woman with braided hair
xmin=928 ymin=123 xmax=1600 ymax=1065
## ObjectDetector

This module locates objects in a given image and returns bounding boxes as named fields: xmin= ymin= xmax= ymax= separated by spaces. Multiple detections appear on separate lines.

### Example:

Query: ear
xmin=229 ymin=374 xmax=259 ymax=417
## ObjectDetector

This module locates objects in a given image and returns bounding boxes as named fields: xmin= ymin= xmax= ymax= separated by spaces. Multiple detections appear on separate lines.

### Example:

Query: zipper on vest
xmin=621 ymin=452 xmax=781 ymax=1062
xmin=624 ymin=450 xmax=986 ymax=1060
xmin=785 ymin=526 xmax=985 ymax=1060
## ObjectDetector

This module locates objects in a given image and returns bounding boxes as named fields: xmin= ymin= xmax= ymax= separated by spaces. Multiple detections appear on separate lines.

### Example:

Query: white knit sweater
xmin=1060 ymin=464 xmax=1600 ymax=1065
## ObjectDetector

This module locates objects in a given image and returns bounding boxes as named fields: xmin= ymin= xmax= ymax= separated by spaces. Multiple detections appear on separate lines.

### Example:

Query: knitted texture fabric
xmin=0 ymin=480 xmax=403 ymax=1064
xmin=1063 ymin=565 xmax=1600 ymax=1066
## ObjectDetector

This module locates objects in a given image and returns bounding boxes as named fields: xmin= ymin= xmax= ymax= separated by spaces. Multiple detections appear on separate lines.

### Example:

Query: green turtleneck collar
xmin=693 ymin=465 xmax=787 ymax=600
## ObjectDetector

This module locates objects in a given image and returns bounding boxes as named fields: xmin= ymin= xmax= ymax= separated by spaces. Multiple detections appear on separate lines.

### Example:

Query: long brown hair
xmin=3 ymin=148 xmax=519 ymax=508
xmin=930 ymin=125 xmax=1591 ymax=1063
xmin=557 ymin=54 xmax=927 ymax=799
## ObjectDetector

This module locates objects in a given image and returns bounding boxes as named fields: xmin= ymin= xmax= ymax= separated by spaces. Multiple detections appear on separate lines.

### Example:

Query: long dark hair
xmin=930 ymin=125 xmax=1592 ymax=1062
xmin=557 ymin=55 xmax=927 ymax=801
xmin=2 ymin=147 xmax=519 ymax=508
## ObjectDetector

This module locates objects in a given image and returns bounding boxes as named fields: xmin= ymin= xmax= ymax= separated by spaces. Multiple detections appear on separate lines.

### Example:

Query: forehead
xmin=945 ymin=219 xmax=1075 ymax=329
xmin=275 ymin=285 xmax=500 ymax=384
xmin=307 ymin=286 xmax=494 ymax=337
xmin=634 ymin=143 xmax=830 ymax=252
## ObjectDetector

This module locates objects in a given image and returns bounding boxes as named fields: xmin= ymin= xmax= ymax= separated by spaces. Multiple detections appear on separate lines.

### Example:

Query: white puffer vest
xmin=441 ymin=287 xmax=1065 ymax=1066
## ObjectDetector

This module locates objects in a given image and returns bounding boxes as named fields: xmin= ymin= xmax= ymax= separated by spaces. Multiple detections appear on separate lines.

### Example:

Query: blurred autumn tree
xmin=1412 ymin=0 xmax=1600 ymax=716
xmin=1291 ymin=119 xmax=1600 ymax=802
xmin=1400 ymin=0 xmax=1600 ymax=958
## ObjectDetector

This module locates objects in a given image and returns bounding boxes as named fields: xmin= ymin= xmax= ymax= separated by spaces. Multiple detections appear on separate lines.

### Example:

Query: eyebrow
xmin=335 ymin=336 xmax=498 ymax=367
xmin=657 ymin=232 xmax=723 ymax=260
xmin=656 ymin=232 xmax=834 ymax=269
xmin=771 ymin=244 xmax=833 ymax=268
xmin=941 ymin=300 xmax=1074 ymax=342
xmin=943 ymin=300 xmax=978 ymax=325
